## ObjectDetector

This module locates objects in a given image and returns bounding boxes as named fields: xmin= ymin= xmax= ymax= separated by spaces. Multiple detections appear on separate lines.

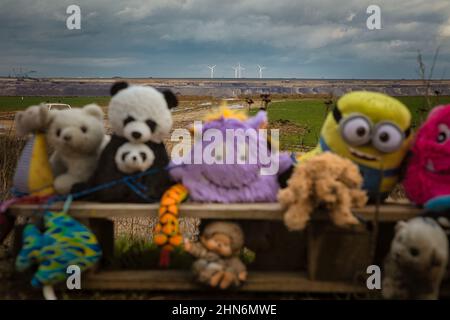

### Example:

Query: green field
xmin=0 ymin=96 xmax=110 ymax=111
xmin=251 ymin=95 xmax=450 ymax=149
xmin=250 ymin=99 xmax=328 ymax=148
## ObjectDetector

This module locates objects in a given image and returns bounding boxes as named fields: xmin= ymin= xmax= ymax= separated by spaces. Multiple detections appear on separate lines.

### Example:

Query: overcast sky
xmin=1 ymin=0 xmax=449 ymax=78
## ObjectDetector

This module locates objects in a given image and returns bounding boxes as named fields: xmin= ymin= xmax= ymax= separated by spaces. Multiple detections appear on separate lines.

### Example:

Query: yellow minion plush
xmin=301 ymin=91 xmax=412 ymax=200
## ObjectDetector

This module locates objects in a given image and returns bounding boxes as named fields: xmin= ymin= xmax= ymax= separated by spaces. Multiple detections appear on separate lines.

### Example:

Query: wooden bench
xmin=9 ymin=202 xmax=422 ymax=294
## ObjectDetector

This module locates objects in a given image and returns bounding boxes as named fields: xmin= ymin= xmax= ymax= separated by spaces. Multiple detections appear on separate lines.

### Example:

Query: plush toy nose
xmin=132 ymin=156 xmax=137 ymax=161
xmin=63 ymin=134 xmax=72 ymax=142
xmin=132 ymin=131 xmax=142 ymax=139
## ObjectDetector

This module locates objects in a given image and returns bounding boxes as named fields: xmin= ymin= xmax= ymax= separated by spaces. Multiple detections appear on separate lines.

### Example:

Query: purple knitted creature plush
xmin=170 ymin=108 xmax=293 ymax=203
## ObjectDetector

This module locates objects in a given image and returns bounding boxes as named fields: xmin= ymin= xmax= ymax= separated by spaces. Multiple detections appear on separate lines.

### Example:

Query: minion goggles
xmin=333 ymin=107 xmax=411 ymax=153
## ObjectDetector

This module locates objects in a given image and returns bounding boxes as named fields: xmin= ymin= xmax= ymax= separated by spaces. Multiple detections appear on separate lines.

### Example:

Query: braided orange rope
xmin=153 ymin=184 xmax=189 ymax=267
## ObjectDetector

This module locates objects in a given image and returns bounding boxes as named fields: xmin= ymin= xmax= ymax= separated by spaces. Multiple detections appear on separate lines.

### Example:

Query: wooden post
xmin=87 ymin=218 xmax=115 ymax=267
xmin=307 ymin=220 xmax=372 ymax=282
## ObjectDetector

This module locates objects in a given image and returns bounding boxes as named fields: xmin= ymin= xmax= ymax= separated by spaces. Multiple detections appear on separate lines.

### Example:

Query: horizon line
xmin=1 ymin=76 xmax=450 ymax=81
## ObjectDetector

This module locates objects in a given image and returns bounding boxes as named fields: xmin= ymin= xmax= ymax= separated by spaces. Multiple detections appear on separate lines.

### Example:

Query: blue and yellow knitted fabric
xmin=15 ymin=210 xmax=102 ymax=287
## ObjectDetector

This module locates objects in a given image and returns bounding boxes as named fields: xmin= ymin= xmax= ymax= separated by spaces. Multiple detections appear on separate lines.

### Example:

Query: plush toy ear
xmin=83 ymin=104 xmax=104 ymax=120
xmin=395 ymin=220 xmax=407 ymax=232
xmin=162 ymin=90 xmax=178 ymax=109
xmin=110 ymin=81 xmax=129 ymax=96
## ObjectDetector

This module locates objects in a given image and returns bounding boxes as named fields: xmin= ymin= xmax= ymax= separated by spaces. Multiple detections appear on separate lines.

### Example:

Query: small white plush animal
xmin=46 ymin=104 xmax=106 ymax=194
xmin=14 ymin=103 xmax=48 ymax=136
xmin=115 ymin=142 xmax=155 ymax=174
xmin=383 ymin=217 xmax=449 ymax=300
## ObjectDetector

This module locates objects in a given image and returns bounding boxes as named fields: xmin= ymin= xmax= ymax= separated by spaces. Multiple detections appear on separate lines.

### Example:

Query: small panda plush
xmin=115 ymin=142 xmax=155 ymax=174
xmin=72 ymin=82 xmax=177 ymax=202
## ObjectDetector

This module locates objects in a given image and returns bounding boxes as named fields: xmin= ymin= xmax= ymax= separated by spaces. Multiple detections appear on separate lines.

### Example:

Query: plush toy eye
xmin=56 ymin=128 xmax=61 ymax=137
xmin=340 ymin=115 xmax=372 ymax=146
xmin=146 ymin=119 xmax=157 ymax=133
xmin=121 ymin=151 xmax=129 ymax=162
xmin=409 ymin=247 xmax=420 ymax=257
xmin=437 ymin=132 xmax=447 ymax=143
xmin=437 ymin=124 xmax=450 ymax=143
xmin=80 ymin=126 xmax=87 ymax=133
xmin=140 ymin=152 xmax=147 ymax=161
xmin=372 ymin=123 xmax=404 ymax=153
xmin=123 ymin=116 xmax=135 ymax=126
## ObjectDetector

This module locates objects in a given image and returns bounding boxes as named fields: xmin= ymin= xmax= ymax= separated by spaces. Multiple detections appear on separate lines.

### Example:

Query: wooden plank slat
xmin=83 ymin=270 xmax=367 ymax=293
xmin=8 ymin=202 xmax=421 ymax=222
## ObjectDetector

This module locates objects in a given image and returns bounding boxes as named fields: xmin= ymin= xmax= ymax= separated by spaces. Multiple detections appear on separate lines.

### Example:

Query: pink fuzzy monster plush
xmin=403 ymin=105 xmax=450 ymax=206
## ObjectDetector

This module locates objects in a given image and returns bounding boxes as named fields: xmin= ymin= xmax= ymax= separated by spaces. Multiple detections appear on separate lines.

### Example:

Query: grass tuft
xmin=0 ymin=131 xmax=25 ymax=200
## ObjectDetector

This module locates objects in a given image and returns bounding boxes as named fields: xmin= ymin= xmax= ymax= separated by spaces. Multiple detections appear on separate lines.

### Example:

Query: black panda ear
xmin=110 ymin=82 xmax=129 ymax=96
xmin=162 ymin=90 xmax=178 ymax=109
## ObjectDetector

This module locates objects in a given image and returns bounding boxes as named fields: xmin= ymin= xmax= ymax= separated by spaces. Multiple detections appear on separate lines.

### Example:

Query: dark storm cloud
xmin=0 ymin=0 xmax=449 ymax=78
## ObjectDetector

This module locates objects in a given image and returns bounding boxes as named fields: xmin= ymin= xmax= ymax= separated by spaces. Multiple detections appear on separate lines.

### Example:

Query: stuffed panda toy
xmin=115 ymin=142 xmax=155 ymax=174
xmin=72 ymin=82 xmax=177 ymax=202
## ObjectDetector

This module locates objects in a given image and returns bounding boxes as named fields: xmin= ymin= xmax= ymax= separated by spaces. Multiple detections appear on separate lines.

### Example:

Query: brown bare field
xmin=2 ymin=77 xmax=450 ymax=99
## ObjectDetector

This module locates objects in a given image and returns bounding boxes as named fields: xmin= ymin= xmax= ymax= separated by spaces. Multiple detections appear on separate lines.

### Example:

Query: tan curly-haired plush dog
xmin=278 ymin=152 xmax=368 ymax=231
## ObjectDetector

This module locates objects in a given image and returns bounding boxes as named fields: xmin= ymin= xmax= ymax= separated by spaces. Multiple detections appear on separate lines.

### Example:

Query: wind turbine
xmin=237 ymin=63 xmax=245 ymax=78
xmin=232 ymin=66 xmax=238 ymax=78
xmin=257 ymin=65 xmax=266 ymax=79
xmin=207 ymin=65 xmax=216 ymax=78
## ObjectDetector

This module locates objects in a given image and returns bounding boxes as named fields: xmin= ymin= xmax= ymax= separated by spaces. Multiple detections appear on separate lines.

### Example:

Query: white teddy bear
xmin=46 ymin=104 xmax=108 ymax=194
xmin=383 ymin=217 xmax=449 ymax=300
